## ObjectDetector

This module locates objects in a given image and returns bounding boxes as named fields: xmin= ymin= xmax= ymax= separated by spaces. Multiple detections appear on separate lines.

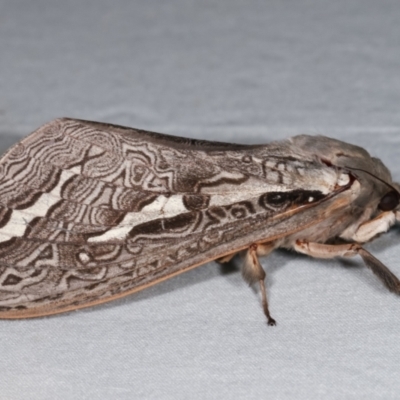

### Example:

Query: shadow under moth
xmin=0 ymin=118 xmax=399 ymax=325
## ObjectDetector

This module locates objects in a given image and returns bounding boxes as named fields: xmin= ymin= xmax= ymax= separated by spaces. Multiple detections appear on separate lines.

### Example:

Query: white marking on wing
xmin=88 ymin=194 xmax=187 ymax=243
xmin=0 ymin=232 xmax=11 ymax=242
xmin=202 ymin=170 xmax=338 ymax=198
xmin=78 ymin=253 xmax=90 ymax=264
xmin=209 ymin=192 xmax=259 ymax=207
xmin=86 ymin=225 xmax=130 ymax=243
xmin=0 ymin=168 xmax=75 ymax=243
xmin=69 ymin=165 xmax=82 ymax=174
xmin=337 ymin=173 xmax=350 ymax=186
xmin=195 ymin=171 xmax=246 ymax=192
xmin=203 ymin=178 xmax=281 ymax=196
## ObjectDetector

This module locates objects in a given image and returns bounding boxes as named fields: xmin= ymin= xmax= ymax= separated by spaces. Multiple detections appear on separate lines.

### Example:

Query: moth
xmin=0 ymin=118 xmax=399 ymax=325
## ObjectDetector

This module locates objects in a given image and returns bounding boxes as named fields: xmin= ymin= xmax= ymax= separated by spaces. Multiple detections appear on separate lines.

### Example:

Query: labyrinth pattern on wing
xmin=0 ymin=118 xmax=340 ymax=316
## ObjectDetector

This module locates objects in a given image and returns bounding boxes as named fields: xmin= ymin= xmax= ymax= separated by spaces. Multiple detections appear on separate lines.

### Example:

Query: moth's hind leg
xmin=243 ymin=242 xmax=276 ymax=326
xmin=294 ymin=240 xmax=400 ymax=293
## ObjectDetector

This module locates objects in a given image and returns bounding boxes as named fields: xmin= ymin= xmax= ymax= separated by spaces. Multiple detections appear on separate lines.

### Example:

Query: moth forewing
xmin=0 ymin=118 xmax=399 ymax=324
xmin=0 ymin=191 xmax=349 ymax=319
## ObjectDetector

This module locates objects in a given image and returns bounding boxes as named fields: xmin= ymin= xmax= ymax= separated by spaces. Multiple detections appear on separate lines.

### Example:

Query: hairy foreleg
xmin=295 ymin=240 xmax=400 ymax=293
xmin=342 ymin=211 xmax=396 ymax=243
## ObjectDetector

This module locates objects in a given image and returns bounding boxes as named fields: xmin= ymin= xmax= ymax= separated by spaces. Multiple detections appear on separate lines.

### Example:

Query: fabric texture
xmin=1 ymin=1 xmax=400 ymax=398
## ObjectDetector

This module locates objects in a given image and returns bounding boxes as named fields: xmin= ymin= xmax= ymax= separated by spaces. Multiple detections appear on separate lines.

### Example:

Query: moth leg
xmin=216 ymin=251 xmax=238 ymax=264
xmin=346 ymin=211 xmax=396 ymax=243
xmin=295 ymin=240 xmax=400 ymax=293
xmin=243 ymin=243 xmax=276 ymax=326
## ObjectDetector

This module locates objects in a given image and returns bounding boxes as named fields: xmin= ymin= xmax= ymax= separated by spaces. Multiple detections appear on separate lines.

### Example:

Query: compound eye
xmin=378 ymin=190 xmax=400 ymax=211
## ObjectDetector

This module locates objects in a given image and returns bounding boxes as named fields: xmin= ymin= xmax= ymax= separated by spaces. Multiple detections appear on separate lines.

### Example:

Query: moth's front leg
xmin=294 ymin=240 xmax=400 ymax=293
xmin=343 ymin=211 xmax=396 ymax=243
xmin=243 ymin=242 xmax=276 ymax=326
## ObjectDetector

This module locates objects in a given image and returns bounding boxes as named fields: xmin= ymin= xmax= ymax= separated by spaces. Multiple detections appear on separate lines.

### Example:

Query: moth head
xmin=290 ymin=135 xmax=400 ymax=214
xmin=341 ymin=158 xmax=400 ymax=218
xmin=346 ymin=158 xmax=400 ymax=214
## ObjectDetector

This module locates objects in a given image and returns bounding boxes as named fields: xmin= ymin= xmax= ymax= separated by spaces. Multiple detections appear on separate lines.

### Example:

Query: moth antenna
xmin=346 ymin=166 xmax=400 ymax=197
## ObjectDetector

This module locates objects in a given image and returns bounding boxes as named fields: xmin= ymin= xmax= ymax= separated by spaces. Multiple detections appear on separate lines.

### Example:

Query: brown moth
xmin=0 ymin=118 xmax=399 ymax=325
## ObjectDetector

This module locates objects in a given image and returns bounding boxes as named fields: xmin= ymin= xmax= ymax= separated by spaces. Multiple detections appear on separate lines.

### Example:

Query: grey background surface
xmin=1 ymin=1 xmax=400 ymax=399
